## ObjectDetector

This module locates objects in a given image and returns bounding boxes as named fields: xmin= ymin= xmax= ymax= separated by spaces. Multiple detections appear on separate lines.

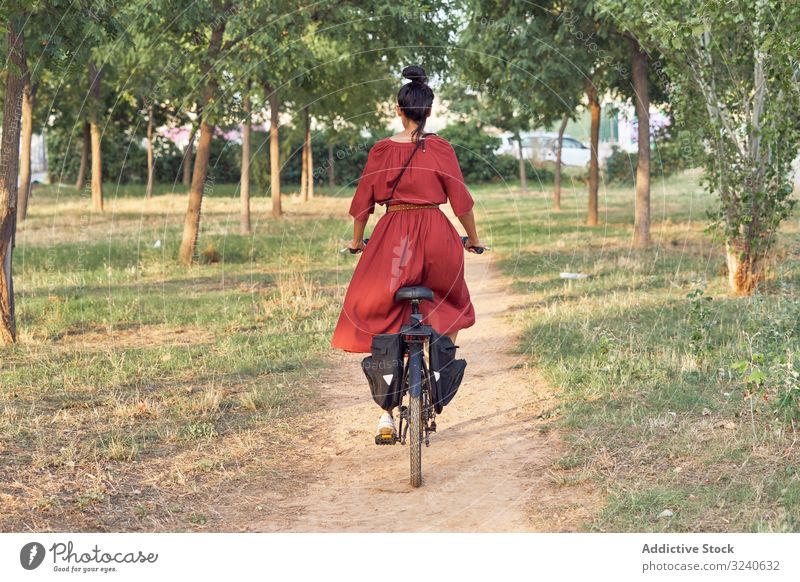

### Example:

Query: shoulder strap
xmin=383 ymin=132 xmax=436 ymax=205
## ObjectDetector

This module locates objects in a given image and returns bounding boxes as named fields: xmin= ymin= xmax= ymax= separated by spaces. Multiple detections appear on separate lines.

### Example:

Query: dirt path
xmin=249 ymin=254 xmax=599 ymax=532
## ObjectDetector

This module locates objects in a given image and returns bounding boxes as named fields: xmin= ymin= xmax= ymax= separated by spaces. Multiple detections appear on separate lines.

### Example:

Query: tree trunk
xmin=17 ymin=76 xmax=35 ymax=222
xmin=725 ymin=241 xmax=764 ymax=296
xmin=553 ymin=113 xmax=569 ymax=211
xmin=88 ymin=61 xmax=104 ymax=212
xmin=630 ymin=37 xmax=651 ymax=248
xmin=587 ymin=85 xmax=600 ymax=226
xmin=327 ymin=142 xmax=335 ymax=187
xmin=300 ymin=107 xmax=309 ymax=201
xmin=516 ymin=135 xmax=528 ymax=194
xmin=1 ymin=19 xmax=26 ymax=344
xmin=146 ymin=103 xmax=155 ymax=199
xmin=76 ymin=121 xmax=90 ymax=189
xmin=182 ymin=124 xmax=197 ymax=188
xmin=269 ymin=89 xmax=282 ymax=218
xmin=178 ymin=119 xmax=213 ymax=265
xmin=178 ymin=21 xmax=225 ymax=265
xmin=240 ymin=88 xmax=251 ymax=235
xmin=307 ymin=123 xmax=314 ymax=200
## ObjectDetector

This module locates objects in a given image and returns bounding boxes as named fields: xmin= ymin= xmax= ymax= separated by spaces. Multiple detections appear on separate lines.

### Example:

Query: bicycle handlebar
xmin=460 ymin=236 xmax=490 ymax=254
xmin=339 ymin=238 xmax=370 ymax=254
xmin=340 ymin=236 xmax=489 ymax=254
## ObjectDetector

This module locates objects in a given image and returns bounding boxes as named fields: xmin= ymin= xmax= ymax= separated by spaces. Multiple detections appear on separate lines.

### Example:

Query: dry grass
xmin=1 ymin=185 xmax=352 ymax=532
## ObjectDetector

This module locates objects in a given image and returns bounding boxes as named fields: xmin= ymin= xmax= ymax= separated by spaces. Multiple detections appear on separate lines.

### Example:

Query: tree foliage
xmin=598 ymin=0 xmax=800 ymax=293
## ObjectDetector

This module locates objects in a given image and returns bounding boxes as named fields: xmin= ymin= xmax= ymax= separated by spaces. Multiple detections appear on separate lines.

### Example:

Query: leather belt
xmin=386 ymin=203 xmax=439 ymax=212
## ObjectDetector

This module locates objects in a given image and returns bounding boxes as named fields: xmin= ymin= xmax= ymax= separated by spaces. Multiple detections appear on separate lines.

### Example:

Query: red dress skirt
xmin=331 ymin=135 xmax=476 ymax=353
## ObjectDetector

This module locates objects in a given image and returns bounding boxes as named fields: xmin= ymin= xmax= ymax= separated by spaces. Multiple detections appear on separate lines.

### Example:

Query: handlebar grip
xmin=461 ymin=236 xmax=486 ymax=254
xmin=340 ymin=237 xmax=370 ymax=254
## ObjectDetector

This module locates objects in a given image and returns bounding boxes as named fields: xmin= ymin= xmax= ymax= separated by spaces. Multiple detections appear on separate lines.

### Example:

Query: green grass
xmin=3 ymin=175 xmax=798 ymax=532
xmin=479 ymin=171 xmax=800 ymax=532
xmin=1 ymin=182 xmax=355 ymax=531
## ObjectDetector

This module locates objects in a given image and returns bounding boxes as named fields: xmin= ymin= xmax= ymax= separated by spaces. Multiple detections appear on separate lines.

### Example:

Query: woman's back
xmin=348 ymin=135 xmax=474 ymax=221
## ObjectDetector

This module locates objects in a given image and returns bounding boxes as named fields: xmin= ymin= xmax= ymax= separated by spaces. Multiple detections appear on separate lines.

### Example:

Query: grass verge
xmin=481 ymin=171 xmax=800 ymax=532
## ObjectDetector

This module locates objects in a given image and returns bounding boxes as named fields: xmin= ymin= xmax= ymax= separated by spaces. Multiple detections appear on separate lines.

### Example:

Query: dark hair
xmin=397 ymin=65 xmax=434 ymax=142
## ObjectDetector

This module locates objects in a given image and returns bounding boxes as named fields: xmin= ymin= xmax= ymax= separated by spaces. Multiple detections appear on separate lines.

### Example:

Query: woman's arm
xmin=456 ymin=210 xmax=484 ymax=252
xmin=347 ymin=218 xmax=368 ymax=251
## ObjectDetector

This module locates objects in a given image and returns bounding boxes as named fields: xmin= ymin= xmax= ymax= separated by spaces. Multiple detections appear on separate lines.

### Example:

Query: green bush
xmin=491 ymin=154 xmax=518 ymax=183
xmin=605 ymin=146 xmax=638 ymax=184
xmin=46 ymin=125 xmax=219 ymax=187
xmin=206 ymin=135 xmax=241 ymax=184
xmin=244 ymin=128 xmax=376 ymax=193
xmin=312 ymin=137 xmax=372 ymax=189
xmin=493 ymin=154 xmax=555 ymax=184
xmin=728 ymin=295 xmax=800 ymax=423
xmin=153 ymin=138 xmax=185 ymax=183
xmin=438 ymin=125 xmax=503 ymax=183
xmin=606 ymin=128 xmax=691 ymax=184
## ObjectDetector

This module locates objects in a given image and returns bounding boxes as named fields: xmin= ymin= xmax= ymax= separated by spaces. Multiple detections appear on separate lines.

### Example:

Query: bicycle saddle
xmin=394 ymin=286 xmax=434 ymax=302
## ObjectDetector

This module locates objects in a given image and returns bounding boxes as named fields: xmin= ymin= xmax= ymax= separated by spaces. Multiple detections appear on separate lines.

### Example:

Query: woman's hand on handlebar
xmin=465 ymin=236 xmax=484 ymax=253
xmin=340 ymin=238 xmax=368 ymax=254
xmin=460 ymin=236 xmax=489 ymax=254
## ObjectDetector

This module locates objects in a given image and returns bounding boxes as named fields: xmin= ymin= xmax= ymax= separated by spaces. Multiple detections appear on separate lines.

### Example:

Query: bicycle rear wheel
xmin=407 ymin=344 xmax=423 ymax=487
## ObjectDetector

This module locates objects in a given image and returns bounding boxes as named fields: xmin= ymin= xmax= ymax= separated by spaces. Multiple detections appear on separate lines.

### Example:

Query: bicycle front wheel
xmin=407 ymin=344 xmax=423 ymax=487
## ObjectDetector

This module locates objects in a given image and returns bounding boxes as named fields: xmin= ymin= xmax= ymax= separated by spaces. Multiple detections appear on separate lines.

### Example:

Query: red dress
xmin=331 ymin=134 xmax=476 ymax=353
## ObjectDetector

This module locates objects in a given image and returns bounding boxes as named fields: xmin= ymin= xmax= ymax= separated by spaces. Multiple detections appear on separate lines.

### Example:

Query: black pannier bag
xmin=361 ymin=333 xmax=405 ymax=410
xmin=428 ymin=331 xmax=467 ymax=413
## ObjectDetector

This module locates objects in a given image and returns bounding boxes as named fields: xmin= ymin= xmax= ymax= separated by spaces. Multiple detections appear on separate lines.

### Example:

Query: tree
xmin=597 ymin=1 xmax=675 ymax=247
xmin=145 ymin=102 xmax=155 ymax=198
xmin=16 ymin=1 xmax=88 ymax=217
xmin=455 ymin=0 xmax=618 ymax=214
xmin=163 ymin=0 xmax=310 ymax=254
xmin=301 ymin=105 xmax=313 ymax=200
xmin=76 ymin=122 xmax=90 ymax=189
xmin=87 ymin=60 xmax=104 ymax=211
xmin=585 ymin=81 xmax=601 ymax=226
xmin=601 ymin=0 xmax=800 ymax=294
xmin=265 ymin=85 xmax=282 ymax=218
xmin=240 ymin=85 xmax=252 ymax=234
xmin=170 ymin=0 xmax=246 ymax=264
xmin=16 ymin=57 xmax=35 ymax=221
xmin=182 ymin=115 xmax=198 ymax=188
xmin=327 ymin=143 xmax=335 ymax=186
xmin=1 ymin=12 xmax=27 ymax=344
xmin=553 ymin=113 xmax=570 ymax=210
xmin=550 ymin=2 xmax=627 ymax=226
xmin=628 ymin=37 xmax=650 ymax=247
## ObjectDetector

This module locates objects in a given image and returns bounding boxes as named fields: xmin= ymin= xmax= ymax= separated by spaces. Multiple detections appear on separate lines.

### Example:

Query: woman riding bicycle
xmin=331 ymin=65 xmax=484 ymax=439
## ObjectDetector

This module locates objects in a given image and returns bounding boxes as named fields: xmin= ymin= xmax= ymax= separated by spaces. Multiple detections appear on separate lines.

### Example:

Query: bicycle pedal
xmin=374 ymin=434 xmax=397 ymax=445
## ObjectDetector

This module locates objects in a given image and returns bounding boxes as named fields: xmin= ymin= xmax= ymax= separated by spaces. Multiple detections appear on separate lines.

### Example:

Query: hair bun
xmin=402 ymin=65 xmax=428 ymax=85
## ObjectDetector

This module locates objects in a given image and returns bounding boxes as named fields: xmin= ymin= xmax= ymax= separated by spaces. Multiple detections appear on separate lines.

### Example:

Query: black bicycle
xmin=390 ymin=285 xmax=435 ymax=487
xmin=342 ymin=236 xmax=488 ymax=486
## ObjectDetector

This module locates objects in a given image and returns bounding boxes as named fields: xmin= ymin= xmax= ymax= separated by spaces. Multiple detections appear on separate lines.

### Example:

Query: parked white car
xmin=540 ymin=135 xmax=592 ymax=167
xmin=497 ymin=131 xmax=592 ymax=168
